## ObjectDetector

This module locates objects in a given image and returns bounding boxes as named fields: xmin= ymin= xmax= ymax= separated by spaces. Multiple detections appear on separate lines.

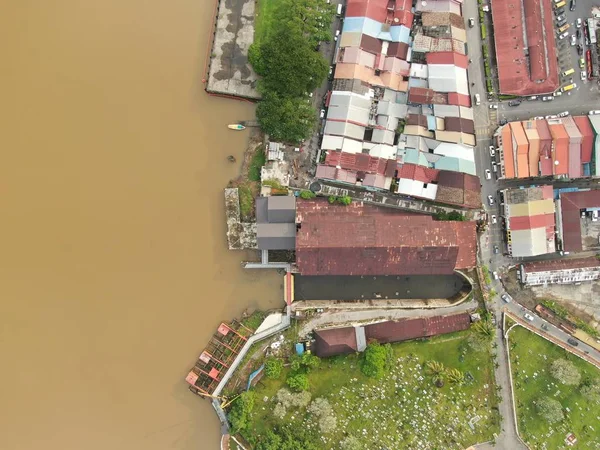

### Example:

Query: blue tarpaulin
xmin=247 ymin=364 xmax=264 ymax=391
xmin=295 ymin=343 xmax=305 ymax=355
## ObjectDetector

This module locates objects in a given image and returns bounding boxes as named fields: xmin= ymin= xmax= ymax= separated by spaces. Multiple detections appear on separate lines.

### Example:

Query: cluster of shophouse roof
xmin=502 ymin=186 xmax=600 ymax=257
xmin=490 ymin=0 xmax=559 ymax=95
xmin=496 ymin=116 xmax=600 ymax=180
xmin=316 ymin=0 xmax=481 ymax=209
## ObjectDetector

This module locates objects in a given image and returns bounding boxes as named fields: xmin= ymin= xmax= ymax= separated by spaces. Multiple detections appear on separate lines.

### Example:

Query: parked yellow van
xmin=555 ymin=1 xmax=566 ymax=8
xmin=561 ymin=83 xmax=576 ymax=92
xmin=562 ymin=68 xmax=575 ymax=76
xmin=558 ymin=23 xmax=570 ymax=33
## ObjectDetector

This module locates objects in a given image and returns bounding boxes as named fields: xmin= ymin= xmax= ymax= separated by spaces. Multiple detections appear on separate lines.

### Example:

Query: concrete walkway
xmin=297 ymin=297 xmax=478 ymax=337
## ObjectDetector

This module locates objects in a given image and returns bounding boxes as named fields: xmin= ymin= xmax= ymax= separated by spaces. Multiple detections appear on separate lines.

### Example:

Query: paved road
xmin=296 ymin=297 xmax=478 ymax=337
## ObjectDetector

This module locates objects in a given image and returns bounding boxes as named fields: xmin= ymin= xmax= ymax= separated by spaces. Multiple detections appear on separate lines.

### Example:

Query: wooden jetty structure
xmin=185 ymin=320 xmax=254 ymax=396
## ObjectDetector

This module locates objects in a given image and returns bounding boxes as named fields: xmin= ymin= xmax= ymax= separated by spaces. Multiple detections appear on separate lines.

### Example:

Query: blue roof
xmin=583 ymin=163 xmax=591 ymax=177
xmin=342 ymin=17 xmax=410 ymax=42
xmin=426 ymin=116 xmax=437 ymax=131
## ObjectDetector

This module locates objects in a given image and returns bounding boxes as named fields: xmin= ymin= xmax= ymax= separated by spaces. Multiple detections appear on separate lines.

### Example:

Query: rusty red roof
xmin=387 ymin=41 xmax=409 ymax=59
xmin=447 ymin=92 xmax=471 ymax=107
xmin=324 ymin=151 xmax=391 ymax=175
xmin=364 ymin=313 xmax=471 ymax=344
xmin=408 ymin=87 xmax=448 ymax=105
xmin=426 ymin=51 xmax=469 ymax=69
xmin=314 ymin=327 xmax=358 ymax=358
xmin=445 ymin=117 xmax=475 ymax=134
xmin=295 ymin=200 xmax=476 ymax=275
xmin=491 ymin=0 xmax=559 ymax=95
xmin=360 ymin=34 xmax=383 ymax=55
xmin=560 ymin=190 xmax=600 ymax=252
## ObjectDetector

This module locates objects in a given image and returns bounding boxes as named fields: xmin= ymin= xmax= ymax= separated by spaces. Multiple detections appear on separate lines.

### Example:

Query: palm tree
xmin=473 ymin=320 xmax=495 ymax=342
xmin=425 ymin=360 xmax=446 ymax=377
xmin=447 ymin=368 xmax=464 ymax=385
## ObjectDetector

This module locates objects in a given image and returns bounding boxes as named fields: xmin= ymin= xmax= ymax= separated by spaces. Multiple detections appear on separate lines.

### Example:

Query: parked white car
xmin=489 ymin=104 xmax=498 ymax=109
xmin=485 ymin=169 xmax=492 ymax=180
xmin=542 ymin=96 xmax=554 ymax=101
xmin=491 ymin=215 xmax=497 ymax=224
xmin=487 ymin=195 xmax=495 ymax=206
xmin=577 ymin=18 xmax=582 ymax=28
xmin=489 ymin=145 xmax=495 ymax=157
xmin=571 ymin=34 xmax=577 ymax=46
xmin=559 ymin=31 xmax=569 ymax=40
xmin=589 ymin=110 xmax=600 ymax=115
xmin=524 ymin=313 xmax=535 ymax=322
xmin=581 ymin=71 xmax=587 ymax=81
xmin=558 ymin=111 xmax=570 ymax=117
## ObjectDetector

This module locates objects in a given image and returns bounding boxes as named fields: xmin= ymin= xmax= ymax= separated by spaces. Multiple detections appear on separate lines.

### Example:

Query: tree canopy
xmin=534 ymin=396 xmax=564 ymax=423
xmin=254 ymin=424 xmax=319 ymax=450
xmin=228 ymin=391 xmax=255 ymax=433
xmin=249 ymin=0 xmax=333 ymax=142
xmin=550 ymin=358 xmax=581 ymax=386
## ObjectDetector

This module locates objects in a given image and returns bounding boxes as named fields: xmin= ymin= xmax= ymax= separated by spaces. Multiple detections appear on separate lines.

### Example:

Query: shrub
xmin=300 ymin=190 xmax=316 ymax=199
xmin=581 ymin=380 xmax=600 ymax=404
xmin=481 ymin=24 xmax=487 ymax=40
xmin=286 ymin=372 xmax=309 ymax=391
xmin=264 ymin=357 xmax=284 ymax=379
xmin=361 ymin=342 xmax=391 ymax=378
xmin=337 ymin=195 xmax=352 ymax=205
xmin=328 ymin=195 xmax=337 ymax=204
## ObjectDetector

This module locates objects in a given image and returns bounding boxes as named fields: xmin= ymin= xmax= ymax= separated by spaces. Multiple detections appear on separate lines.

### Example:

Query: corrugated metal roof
xmin=574 ymin=116 xmax=593 ymax=164
xmin=524 ymin=256 xmax=600 ymax=273
xmin=426 ymin=51 xmax=468 ymax=69
xmin=560 ymin=190 xmax=600 ymax=251
xmin=548 ymin=122 xmax=569 ymax=176
xmin=501 ymin=125 xmax=516 ymax=178
xmin=364 ymin=313 xmax=471 ymax=344
xmin=523 ymin=120 xmax=541 ymax=177
xmin=428 ymin=64 xmax=469 ymax=95
xmin=491 ymin=0 xmax=559 ymax=95
xmin=314 ymin=327 xmax=358 ymax=358
xmin=295 ymin=200 xmax=476 ymax=275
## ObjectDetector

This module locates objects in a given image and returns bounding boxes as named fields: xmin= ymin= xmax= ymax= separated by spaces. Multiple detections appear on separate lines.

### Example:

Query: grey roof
xmin=257 ymin=223 xmax=296 ymax=250
xmin=266 ymin=196 xmax=296 ymax=223
xmin=256 ymin=197 xmax=269 ymax=223
xmin=327 ymin=91 xmax=371 ymax=124
xmin=372 ymin=129 xmax=396 ymax=145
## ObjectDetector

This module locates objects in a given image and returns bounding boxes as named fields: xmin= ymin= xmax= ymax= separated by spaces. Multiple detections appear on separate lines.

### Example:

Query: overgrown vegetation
xmin=250 ymin=0 xmax=334 ymax=142
xmin=232 ymin=330 xmax=499 ymax=449
xmin=541 ymin=299 xmax=600 ymax=338
xmin=299 ymin=190 xmax=316 ymax=199
xmin=433 ymin=210 xmax=466 ymax=221
xmin=238 ymin=183 xmax=256 ymax=220
xmin=248 ymin=146 xmax=267 ymax=182
xmin=327 ymin=195 xmax=352 ymax=205
xmin=360 ymin=341 xmax=392 ymax=378
xmin=508 ymin=326 xmax=600 ymax=448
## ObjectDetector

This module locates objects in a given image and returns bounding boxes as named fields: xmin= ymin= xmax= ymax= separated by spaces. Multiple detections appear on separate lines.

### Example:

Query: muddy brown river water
xmin=0 ymin=2 xmax=281 ymax=449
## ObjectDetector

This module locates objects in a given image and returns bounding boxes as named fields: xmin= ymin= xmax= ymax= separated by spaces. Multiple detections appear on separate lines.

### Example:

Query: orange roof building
xmin=548 ymin=121 xmax=569 ymax=177
xmin=501 ymin=124 xmax=516 ymax=178
xmin=522 ymin=120 xmax=540 ymax=177
xmin=510 ymin=121 xmax=530 ymax=178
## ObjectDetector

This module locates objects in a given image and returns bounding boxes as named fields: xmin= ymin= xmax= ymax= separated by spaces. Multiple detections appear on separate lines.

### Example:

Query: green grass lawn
xmin=244 ymin=330 xmax=500 ymax=449
xmin=508 ymin=326 xmax=600 ymax=449
xmin=254 ymin=0 xmax=277 ymax=45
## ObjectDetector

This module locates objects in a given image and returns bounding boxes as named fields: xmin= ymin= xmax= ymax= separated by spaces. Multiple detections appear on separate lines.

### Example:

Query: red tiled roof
xmin=491 ymin=0 xmax=559 ymax=95
xmin=560 ymin=190 xmax=600 ymax=252
xmin=574 ymin=116 xmax=594 ymax=164
xmin=523 ymin=256 xmax=600 ymax=273
xmin=314 ymin=327 xmax=358 ymax=358
xmin=426 ymin=51 xmax=469 ymax=69
xmin=400 ymin=163 xmax=440 ymax=183
xmin=295 ymin=200 xmax=477 ymax=275
xmin=435 ymin=171 xmax=482 ymax=209
xmin=364 ymin=313 xmax=471 ymax=344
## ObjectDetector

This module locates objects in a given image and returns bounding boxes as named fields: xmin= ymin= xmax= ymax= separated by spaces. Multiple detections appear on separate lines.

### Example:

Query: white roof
xmin=320 ymin=135 xmax=364 ymax=154
xmin=324 ymin=120 xmax=365 ymax=141
xmin=372 ymin=129 xmax=396 ymax=145
xmin=428 ymin=64 xmax=469 ymax=95
xmin=433 ymin=104 xmax=460 ymax=118
xmin=434 ymin=142 xmax=475 ymax=162
xmin=459 ymin=106 xmax=474 ymax=120
xmin=327 ymin=91 xmax=371 ymax=125
xmin=409 ymin=63 xmax=429 ymax=79
xmin=397 ymin=178 xmax=437 ymax=200
xmin=364 ymin=143 xmax=397 ymax=159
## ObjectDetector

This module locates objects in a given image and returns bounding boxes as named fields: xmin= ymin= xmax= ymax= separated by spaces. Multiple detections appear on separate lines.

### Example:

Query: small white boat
xmin=228 ymin=124 xmax=245 ymax=131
